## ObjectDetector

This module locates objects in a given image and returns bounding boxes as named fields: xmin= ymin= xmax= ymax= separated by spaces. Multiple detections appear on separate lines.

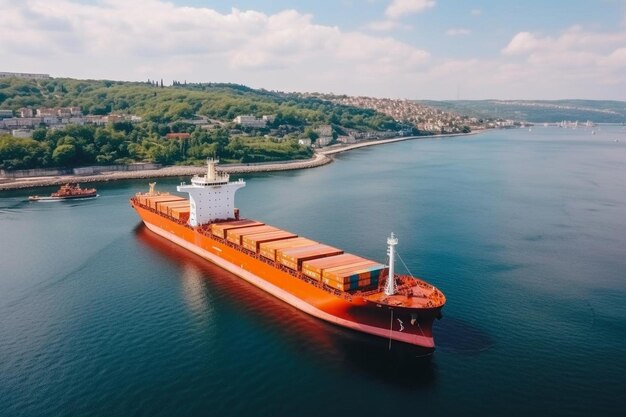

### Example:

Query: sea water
xmin=1 ymin=126 xmax=624 ymax=416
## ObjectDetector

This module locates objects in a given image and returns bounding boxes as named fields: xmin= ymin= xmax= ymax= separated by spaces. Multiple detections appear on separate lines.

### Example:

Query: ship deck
xmin=132 ymin=197 xmax=445 ymax=311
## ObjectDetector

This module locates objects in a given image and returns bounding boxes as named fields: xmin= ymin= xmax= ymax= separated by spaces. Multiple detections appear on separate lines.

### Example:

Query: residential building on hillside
xmin=18 ymin=108 xmax=33 ymax=118
xmin=316 ymin=136 xmax=333 ymax=147
xmin=233 ymin=115 xmax=267 ymax=128
xmin=12 ymin=129 xmax=33 ymax=138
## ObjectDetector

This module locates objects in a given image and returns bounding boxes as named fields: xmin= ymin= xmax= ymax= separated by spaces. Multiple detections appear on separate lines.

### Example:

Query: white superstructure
xmin=177 ymin=159 xmax=245 ymax=226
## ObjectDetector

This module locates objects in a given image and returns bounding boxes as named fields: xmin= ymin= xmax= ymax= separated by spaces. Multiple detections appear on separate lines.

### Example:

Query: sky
xmin=1 ymin=0 xmax=626 ymax=100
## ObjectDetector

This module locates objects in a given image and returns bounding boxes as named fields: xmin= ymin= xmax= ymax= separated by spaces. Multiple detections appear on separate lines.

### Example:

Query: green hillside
xmin=0 ymin=77 xmax=407 ymax=170
xmin=418 ymin=100 xmax=626 ymax=123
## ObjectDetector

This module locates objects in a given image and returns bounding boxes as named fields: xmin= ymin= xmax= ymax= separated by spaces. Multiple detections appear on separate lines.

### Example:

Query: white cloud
xmin=0 ymin=0 xmax=430 ymax=93
xmin=0 ymin=0 xmax=625 ymax=100
xmin=470 ymin=9 xmax=482 ymax=16
xmin=502 ymin=32 xmax=542 ymax=55
xmin=497 ymin=26 xmax=626 ymax=94
xmin=365 ymin=19 xmax=412 ymax=31
xmin=445 ymin=28 xmax=471 ymax=36
xmin=385 ymin=0 xmax=435 ymax=19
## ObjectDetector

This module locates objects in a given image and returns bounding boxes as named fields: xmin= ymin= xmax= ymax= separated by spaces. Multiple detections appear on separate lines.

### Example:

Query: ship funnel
xmin=385 ymin=233 xmax=398 ymax=296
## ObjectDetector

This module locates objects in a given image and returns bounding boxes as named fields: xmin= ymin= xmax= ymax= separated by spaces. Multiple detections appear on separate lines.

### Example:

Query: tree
xmin=52 ymin=143 xmax=77 ymax=166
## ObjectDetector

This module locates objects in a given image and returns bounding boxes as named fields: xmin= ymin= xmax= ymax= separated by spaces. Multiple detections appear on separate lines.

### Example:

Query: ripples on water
xmin=1 ymin=126 xmax=625 ymax=417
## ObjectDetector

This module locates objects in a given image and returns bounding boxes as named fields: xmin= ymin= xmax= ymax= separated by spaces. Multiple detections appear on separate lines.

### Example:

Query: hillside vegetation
xmin=0 ymin=78 xmax=407 ymax=170
xmin=418 ymin=100 xmax=626 ymax=123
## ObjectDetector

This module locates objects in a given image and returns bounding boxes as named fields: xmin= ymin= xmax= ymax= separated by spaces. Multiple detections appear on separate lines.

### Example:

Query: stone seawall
xmin=0 ymin=154 xmax=331 ymax=191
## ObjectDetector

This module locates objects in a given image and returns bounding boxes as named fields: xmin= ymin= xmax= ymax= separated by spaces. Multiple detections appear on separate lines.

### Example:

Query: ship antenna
xmin=385 ymin=233 xmax=398 ymax=296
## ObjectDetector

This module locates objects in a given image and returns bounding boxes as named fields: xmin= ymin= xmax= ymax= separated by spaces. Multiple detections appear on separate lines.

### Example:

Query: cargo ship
xmin=29 ymin=183 xmax=98 ymax=201
xmin=130 ymin=160 xmax=445 ymax=350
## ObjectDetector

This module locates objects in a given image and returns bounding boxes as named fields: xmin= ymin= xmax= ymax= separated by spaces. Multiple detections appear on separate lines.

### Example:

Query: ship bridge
xmin=177 ymin=159 xmax=245 ymax=226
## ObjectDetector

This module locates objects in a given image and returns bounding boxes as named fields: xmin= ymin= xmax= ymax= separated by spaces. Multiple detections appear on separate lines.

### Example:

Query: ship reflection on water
xmin=134 ymin=225 xmax=439 ymax=388
xmin=180 ymin=262 xmax=213 ymax=320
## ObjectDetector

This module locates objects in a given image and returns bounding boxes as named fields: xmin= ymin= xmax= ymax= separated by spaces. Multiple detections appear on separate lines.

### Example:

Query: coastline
xmin=0 ymin=131 xmax=479 ymax=191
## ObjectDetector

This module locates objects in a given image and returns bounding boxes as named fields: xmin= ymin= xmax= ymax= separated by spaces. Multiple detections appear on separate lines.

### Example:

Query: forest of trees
xmin=0 ymin=122 xmax=312 ymax=170
xmin=0 ymin=77 xmax=409 ymax=170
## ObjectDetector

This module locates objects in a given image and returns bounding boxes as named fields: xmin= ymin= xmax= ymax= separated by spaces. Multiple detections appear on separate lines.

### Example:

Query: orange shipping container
xmin=210 ymin=220 xmax=264 ymax=238
xmin=259 ymin=237 xmax=318 ymax=261
xmin=147 ymin=195 xmax=185 ymax=210
xmin=161 ymin=201 xmax=190 ymax=214
xmin=160 ymin=200 xmax=189 ymax=208
xmin=301 ymin=254 xmax=366 ymax=281
xmin=242 ymin=230 xmax=298 ymax=252
xmin=137 ymin=195 xmax=148 ymax=206
xmin=170 ymin=207 xmax=190 ymax=222
xmin=226 ymin=225 xmax=278 ymax=245
xmin=278 ymin=244 xmax=344 ymax=271
xmin=156 ymin=200 xmax=187 ymax=215
xmin=155 ymin=197 xmax=185 ymax=208
xmin=172 ymin=213 xmax=190 ymax=222
xmin=322 ymin=262 xmax=387 ymax=284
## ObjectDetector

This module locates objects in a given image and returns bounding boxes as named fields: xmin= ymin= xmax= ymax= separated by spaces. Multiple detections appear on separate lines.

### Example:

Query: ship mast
xmin=385 ymin=233 xmax=398 ymax=296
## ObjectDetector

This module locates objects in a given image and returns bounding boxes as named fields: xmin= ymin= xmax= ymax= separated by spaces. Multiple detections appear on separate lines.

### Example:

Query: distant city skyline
xmin=1 ymin=0 xmax=625 ymax=100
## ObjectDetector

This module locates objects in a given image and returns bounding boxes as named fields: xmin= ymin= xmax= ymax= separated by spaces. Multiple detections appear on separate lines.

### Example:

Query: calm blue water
xmin=1 ymin=126 xmax=625 ymax=416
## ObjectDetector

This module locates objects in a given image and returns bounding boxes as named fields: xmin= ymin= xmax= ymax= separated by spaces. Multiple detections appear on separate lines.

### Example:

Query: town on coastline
xmin=1 ymin=71 xmax=528 ymax=185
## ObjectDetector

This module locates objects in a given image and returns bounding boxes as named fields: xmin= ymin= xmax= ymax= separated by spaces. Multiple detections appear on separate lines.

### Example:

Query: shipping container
xmin=170 ymin=207 xmax=190 ymax=222
xmin=322 ymin=277 xmax=377 ymax=292
xmin=242 ymin=230 xmax=298 ymax=252
xmin=277 ymin=244 xmax=344 ymax=271
xmin=160 ymin=200 xmax=189 ymax=208
xmin=156 ymin=199 xmax=188 ymax=215
xmin=301 ymin=254 xmax=366 ymax=280
xmin=147 ymin=195 xmax=186 ymax=210
xmin=210 ymin=220 xmax=264 ymax=238
xmin=259 ymin=237 xmax=318 ymax=261
xmin=169 ymin=204 xmax=190 ymax=215
xmin=226 ymin=225 xmax=278 ymax=246
xmin=161 ymin=201 xmax=190 ymax=214
xmin=137 ymin=195 xmax=148 ymax=206
xmin=322 ymin=263 xmax=387 ymax=284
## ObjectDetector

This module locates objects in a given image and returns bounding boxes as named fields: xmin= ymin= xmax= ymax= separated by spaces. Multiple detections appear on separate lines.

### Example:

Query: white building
xmin=19 ymin=108 xmax=33 ymax=118
xmin=12 ymin=129 xmax=33 ymax=138
xmin=233 ymin=115 xmax=267 ymax=128
xmin=298 ymin=138 xmax=312 ymax=147
xmin=316 ymin=136 xmax=332 ymax=147
xmin=337 ymin=135 xmax=356 ymax=144
xmin=314 ymin=125 xmax=333 ymax=147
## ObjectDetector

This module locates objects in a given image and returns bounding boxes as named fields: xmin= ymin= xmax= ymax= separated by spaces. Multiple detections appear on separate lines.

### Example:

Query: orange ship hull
xmin=131 ymin=200 xmax=443 ymax=350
